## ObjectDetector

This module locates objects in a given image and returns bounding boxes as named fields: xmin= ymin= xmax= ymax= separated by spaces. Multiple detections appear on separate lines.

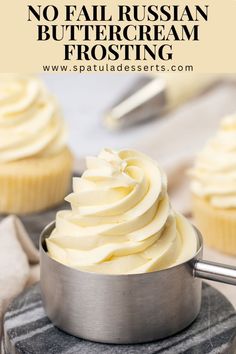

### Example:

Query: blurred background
xmin=42 ymin=73 xmax=236 ymax=165
xmin=41 ymin=73 xmax=236 ymax=213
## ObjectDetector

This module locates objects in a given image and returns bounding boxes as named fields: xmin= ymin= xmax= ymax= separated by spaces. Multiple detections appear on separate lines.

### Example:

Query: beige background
xmin=0 ymin=0 xmax=236 ymax=73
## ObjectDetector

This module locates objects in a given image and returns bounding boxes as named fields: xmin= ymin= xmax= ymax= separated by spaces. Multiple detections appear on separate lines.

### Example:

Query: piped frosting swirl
xmin=0 ymin=74 xmax=67 ymax=162
xmin=190 ymin=114 xmax=236 ymax=208
xmin=47 ymin=149 xmax=197 ymax=274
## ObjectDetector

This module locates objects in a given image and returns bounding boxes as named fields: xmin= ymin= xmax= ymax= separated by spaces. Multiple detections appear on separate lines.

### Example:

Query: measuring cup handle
xmin=193 ymin=260 xmax=236 ymax=285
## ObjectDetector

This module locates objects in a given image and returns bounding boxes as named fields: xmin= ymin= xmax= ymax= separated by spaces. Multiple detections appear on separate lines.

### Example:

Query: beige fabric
xmin=0 ymin=216 xmax=39 ymax=340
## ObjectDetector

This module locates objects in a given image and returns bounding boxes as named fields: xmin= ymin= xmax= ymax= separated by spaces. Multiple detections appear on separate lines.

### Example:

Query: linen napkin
xmin=0 ymin=216 xmax=39 ymax=341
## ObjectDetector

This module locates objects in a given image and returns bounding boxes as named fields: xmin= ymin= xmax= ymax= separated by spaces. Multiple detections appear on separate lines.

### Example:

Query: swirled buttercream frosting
xmin=190 ymin=114 xmax=236 ymax=208
xmin=47 ymin=149 xmax=197 ymax=274
xmin=0 ymin=74 xmax=67 ymax=162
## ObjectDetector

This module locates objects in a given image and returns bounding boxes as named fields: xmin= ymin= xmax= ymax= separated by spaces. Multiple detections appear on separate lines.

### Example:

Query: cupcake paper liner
xmin=192 ymin=195 xmax=236 ymax=256
xmin=0 ymin=148 xmax=73 ymax=215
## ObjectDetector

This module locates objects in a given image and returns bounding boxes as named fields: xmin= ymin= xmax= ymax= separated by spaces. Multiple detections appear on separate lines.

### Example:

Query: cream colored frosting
xmin=0 ymin=74 xmax=67 ymax=162
xmin=190 ymin=114 xmax=236 ymax=208
xmin=47 ymin=149 xmax=197 ymax=274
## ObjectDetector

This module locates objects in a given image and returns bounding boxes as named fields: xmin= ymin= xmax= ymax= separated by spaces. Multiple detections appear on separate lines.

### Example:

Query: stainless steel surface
xmin=40 ymin=222 xmax=236 ymax=344
xmin=194 ymin=260 xmax=236 ymax=285
xmin=40 ymin=222 xmax=202 ymax=344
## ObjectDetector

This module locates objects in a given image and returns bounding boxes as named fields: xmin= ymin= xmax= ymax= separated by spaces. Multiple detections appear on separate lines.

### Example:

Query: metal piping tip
xmin=104 ymin=77 xmax=167 ymax=130
xmin=104 ymin=74 xmax=223 ymax=131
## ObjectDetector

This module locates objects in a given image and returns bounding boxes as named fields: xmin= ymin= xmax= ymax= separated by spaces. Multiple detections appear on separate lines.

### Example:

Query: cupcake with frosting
xmin=190 ymin=114 xmax=236 ymax=255
xmin=46 ymin=148 xmax=197 ymax=274
xmin=0 ymin=74 xmax=73 ymax=214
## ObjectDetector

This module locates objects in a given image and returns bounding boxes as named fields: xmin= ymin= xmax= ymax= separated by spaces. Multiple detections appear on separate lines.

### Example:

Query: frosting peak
xmin=0 ymin=74 xmax=67 ymax=162
xmin=47 ymin=149 xmax=197 ymax=274
xmin=190 ymin=114 xmax=236 ymax=208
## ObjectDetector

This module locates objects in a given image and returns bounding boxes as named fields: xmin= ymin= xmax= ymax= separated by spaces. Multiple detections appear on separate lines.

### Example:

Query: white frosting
xmin=47 ymin=149 xmax=197 ymax=274
xmin=190 ymin=114 xmax=236 ymax=208
xmin=0 ymin=74 xmax=67 ymax=162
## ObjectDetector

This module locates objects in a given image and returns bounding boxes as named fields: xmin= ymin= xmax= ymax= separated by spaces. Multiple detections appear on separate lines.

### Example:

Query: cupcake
xmin=190 ymin=114 xmax=236 ymax=256
xmin=46 ymin=148 xmax=197 ymax=274
xmin=0 ymin=74 xmax=73 ymax=214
